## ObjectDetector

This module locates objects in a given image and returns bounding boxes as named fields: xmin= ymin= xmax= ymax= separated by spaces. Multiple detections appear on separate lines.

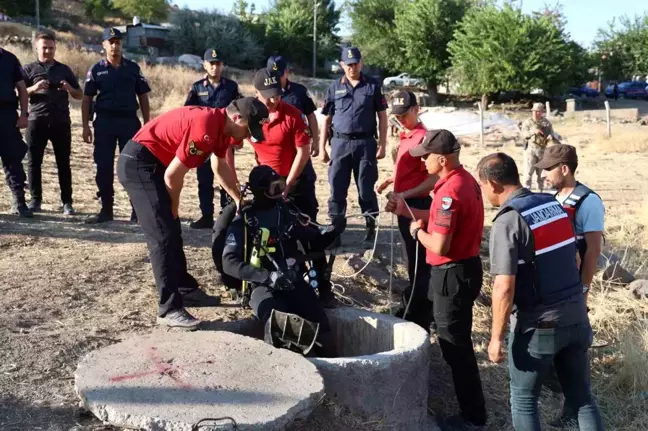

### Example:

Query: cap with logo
xmin=534 ymin=144 xmax=578 ymax=170
xmin=254 ymin=68 xmax=282 ymax=98
xmin=390 ymin=91 xmax=417 ymax=116
xmin=102 ymin=27 xmax=122 ymax=41
xmin=342 ymin=46 xmax=361 ymax=65
xmin=532 ymin=102 xmax=545 ymax=112
xmin=204 ymin=48 xmax=222 ymax=62
xmin=409 ymin=129 xmax=460 ymax=157
xmin=231 ymin=97 xmax=270 ymax=143
xmin=267 ymin=55 xmax=287 ymax=75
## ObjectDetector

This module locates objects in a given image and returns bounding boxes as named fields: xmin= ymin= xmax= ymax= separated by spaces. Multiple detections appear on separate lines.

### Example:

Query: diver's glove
xmin=269 ymin=271 xmax=294 ymax=291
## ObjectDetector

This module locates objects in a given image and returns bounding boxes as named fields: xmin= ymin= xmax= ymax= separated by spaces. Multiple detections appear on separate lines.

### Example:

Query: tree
xmin=0 ymin=0 xmax=52 ymax=18
xmin=393 ymin=0 xmax=472 ymax=100
xmin=448 ymin=4 xmax=581 ymax=99
xmin=595 ymin=14 xmax=648 ymax=81
xmin=111 ymin=0 xmax=168 ymax=22
xmin=348 ymin=0 xmax=400 ymax=73
xmin=84 ymin=0 xmax=112 ymax=21
xmin=264 ymin=0 xmax=341 ymax=74
xmin=169 ymin=9 xmax=263 ymax=69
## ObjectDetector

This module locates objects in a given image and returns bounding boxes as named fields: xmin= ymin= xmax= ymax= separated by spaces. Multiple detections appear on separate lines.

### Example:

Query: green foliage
xmin=169 ymin=9 xmax=263 ymax=69
xmin=0 ymin=0 xmax=52 ymax=18
xmin=111 ymin=0 xmax=168 ymax=22
xmin=264 ymin=0 xmax=340 ymax=72
xmin=448 ymin=4 xmax=586 ymax=96
xmin=595 ymin=14 xmax=648 ymax=81
xmin=84 ymin=0 xmax=111 ymax=21
xmin=348 ymin=0 xmax=400 ymax=72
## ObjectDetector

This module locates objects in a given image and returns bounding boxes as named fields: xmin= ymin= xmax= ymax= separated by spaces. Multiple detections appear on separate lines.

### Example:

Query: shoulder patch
xmin=435 ymin=209 xmax=452 ymax=228
xmin=441 ymin=197 xmax=453 ymax=210
xmin=188 ymin=141 xmax=204 ymax=156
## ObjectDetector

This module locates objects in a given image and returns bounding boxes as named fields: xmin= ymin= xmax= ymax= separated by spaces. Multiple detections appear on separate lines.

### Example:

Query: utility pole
xmin=312 ymin=2 xmax=317 ymax=78
xmin=36 ymin=0 xmax=40 ymax=29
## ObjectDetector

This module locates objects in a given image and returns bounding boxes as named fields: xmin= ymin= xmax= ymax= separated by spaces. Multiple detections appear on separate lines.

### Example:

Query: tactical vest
xmin=556 ymin=182 xmax=598 ymax=260
xmin=494 ymin=191 xmax=583 ymax=311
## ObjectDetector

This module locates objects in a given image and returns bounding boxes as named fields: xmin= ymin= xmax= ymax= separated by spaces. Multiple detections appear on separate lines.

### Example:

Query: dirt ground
xmin=1 ymin=103 xmax=648 ymax=431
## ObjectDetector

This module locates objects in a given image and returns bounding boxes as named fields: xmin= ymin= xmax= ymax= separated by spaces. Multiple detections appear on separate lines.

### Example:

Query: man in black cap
xmin=117 ymin=97 xmax=269 ymax=329
xmin=82 ymin=27 xmax=151 ymax=224
xmin=186 ymin=48 xmax=243 ymax=230
xmin=389 ymin=129 xmax=487 ymax=430
xmin=0 ymin=46 xmax=32 ymax=217
xmin=221 ymin=164 xmax=342 ymax=356
xmin=319 ymin=46 xmax=388 ymax=242
xmin=22 ymin=32 xmax=83 ymax=215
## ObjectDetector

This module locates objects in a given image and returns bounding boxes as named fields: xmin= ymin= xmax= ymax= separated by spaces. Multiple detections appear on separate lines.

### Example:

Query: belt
xmin=333 ymin=131 xmax=372 ymax=140
xmin=95 ymin=109 xmax=138 ymax=118
xmin=431 ymin=256 xmax=480 ymax=270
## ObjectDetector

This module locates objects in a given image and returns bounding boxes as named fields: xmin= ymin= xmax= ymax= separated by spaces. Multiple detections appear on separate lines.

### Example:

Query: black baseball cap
xmin=231 ymin=97 xmax=270 ymax=143
xmin=249 ymin=165 xmax=280 ymax=193
xmin=390 ymin=91 xmax=417 ymax=116
xmin=267 ymin=55 xmax=287 ymax=75
xmin=534 ymin=144 xmax=578 ymax=169
xmin=204 ymin=48 xmax=223 ymax=62
xmin=409 ymin=129 xmax=460 ymax=157
xmin=254 ymin=68 xmax=282 ymax=98
xmin=102 ymin=28 xmax=122 ymax=41
xmin=342 ymin=46 xmax=361 ymax=64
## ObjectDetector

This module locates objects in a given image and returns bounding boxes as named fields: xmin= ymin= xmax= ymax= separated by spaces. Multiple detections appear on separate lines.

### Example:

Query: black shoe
xmin=190 ymin=214 xmax=214 ymax=229
xmin=182 ymin=288 xmax=221 ymax=307
xmin=157 ymin=308 xmax=201 ymax=330
xmin=28 ymin=199 xmax=42 ymax=212
xmin=438 ymin=415 xmax=485 ymax=431
xmin=130 ymin=210 xmax=138 ymax=224
xmin=10 ymin=203 xmax=34 ymax=218
xmin=363 ymin=220 xmax=376 ymax=242
xmin=62 ymin=203 xmax=76 ymax=216
xmin=85 ymin=208 xmax=113 ymax=224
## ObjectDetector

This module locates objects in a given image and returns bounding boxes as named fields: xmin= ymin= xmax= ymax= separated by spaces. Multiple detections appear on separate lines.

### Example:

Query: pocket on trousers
xmin=528 ymin=327 xmax=558 ymax=358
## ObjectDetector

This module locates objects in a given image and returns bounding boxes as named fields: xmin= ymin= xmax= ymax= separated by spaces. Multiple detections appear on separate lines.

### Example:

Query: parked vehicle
xmin=382 ymin=73 xmax=422 ymax=88
xmin=605 ymin=81 xmax=648 ymax=99
xmin=567 ymin=86 xmax=600 ymax=97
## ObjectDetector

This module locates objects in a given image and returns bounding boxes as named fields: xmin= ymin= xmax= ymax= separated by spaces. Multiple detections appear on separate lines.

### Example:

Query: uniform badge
xmin=441 ymin=197 xmax=453 ymax=210
xmin=188 ymin=141 xmax=204 ymax=156
xmin=272 ymin=62 xmax=278 ymax=71
xmin=348 ymin=50 xmax=354 ymax=59
xmin=212 ymin=49 xmax=217 ymax=58
xmin=435 ymin=209 xmax=452 ymax=228
xmin=109 ymin=28 xmax=115 ymax=36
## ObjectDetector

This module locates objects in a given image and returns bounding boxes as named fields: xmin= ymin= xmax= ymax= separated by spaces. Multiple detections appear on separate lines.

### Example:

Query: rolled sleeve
xmin=83 ymin=67 xmax=97 ymax=97
xmin=489 ymin=211 xmax=522 ymax=276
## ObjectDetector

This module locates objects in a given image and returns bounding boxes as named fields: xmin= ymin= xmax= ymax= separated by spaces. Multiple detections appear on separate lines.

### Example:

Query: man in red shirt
xmin=379 ymin=91 xmax=437 ymax=331
xmin=388 ymin=129 xmax=487 ymax=431
xmin=117 ymin=97 xmax=269 ymax=329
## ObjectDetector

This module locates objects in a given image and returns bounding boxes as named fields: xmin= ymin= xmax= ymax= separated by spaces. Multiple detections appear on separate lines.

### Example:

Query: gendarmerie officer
xmin=22 ymin=32 xmax=83 ymax=215
xmin=186 ymin=48 xmax=242 ymax=229
xmin=319 ymin=46 xmax=388 ymax=241
xmin=0 ymin=46 xmax=31 ymax=217
xmin=406 ymin=130 xmax=487 ymax=430
xmin=82 ymin=27 xmax=151 ymax=224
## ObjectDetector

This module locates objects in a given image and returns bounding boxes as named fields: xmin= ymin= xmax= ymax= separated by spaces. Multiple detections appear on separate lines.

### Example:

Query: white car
xmin=383 ymin=73 xmax=422 ymax=88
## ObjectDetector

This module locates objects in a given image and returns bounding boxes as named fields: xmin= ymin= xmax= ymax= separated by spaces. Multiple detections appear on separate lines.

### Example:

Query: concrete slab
xmin=75 ymin=331 xmax=324 ymax=431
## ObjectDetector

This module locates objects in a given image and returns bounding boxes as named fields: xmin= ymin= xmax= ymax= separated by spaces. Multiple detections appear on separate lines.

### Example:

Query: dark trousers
xmin=397 ymin=196 xmax=433 ymax=329
xmin=249 ymin=279 xmax=331 ymax=334
xmin=429 ymin=256 xmax=487 ymax=426
xmin=117 ymin=140 xmax=199 ymax=317
xmin=197 ymin=159 xmax=231 ymax=216
xmin=509 ymin=323 xmax=603 ymax=431
xmin=327 ymin=137 xmax=378 ymax=220
xmin=25 ymin=118 xmax=72 ymax=204
xmin=94 ymin=114 xmax=141 ymax=208
xmin=0 ymin=109 xmax=27 ymax=203
xmin=211 ymin=201 xmax=242 ymax=291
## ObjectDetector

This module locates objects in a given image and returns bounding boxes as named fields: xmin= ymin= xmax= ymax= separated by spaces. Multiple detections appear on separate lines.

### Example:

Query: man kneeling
xmin=221 ymin=165 xmax=343 ymax=357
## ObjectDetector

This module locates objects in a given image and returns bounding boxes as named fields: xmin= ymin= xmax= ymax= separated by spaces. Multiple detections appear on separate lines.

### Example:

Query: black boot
xmin=363 ymin=217 xmax=376 ymax=242
xmin=28 ymin=199 xmax=42 ymax=213
xmin=11 ymin=201 xmax=34 ymax=218
xmin=190 ymin=214 xmax=214 ymax=229
xmin=85 ymin=206 xmax=114 ymax=224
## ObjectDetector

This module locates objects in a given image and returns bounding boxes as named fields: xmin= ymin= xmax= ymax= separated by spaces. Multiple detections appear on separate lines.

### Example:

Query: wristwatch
xmin=411 ymin=227 xmax=422 ymax=240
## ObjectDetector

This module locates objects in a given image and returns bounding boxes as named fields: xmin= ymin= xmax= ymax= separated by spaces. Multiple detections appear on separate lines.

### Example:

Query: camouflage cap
xmin=532 ymin=102 xmax=545 ymax=112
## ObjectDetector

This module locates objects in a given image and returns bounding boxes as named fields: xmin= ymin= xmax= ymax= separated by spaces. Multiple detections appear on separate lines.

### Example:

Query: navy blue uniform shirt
xmin=0 ymin=48 xmax=24 ymax=107
xmin=184 ymin=76 xmax=242 ymax=108
xmin=84 ymin=57 xmax=151 ymax=115
xmin=321 ymin=73 xmax=387 ymax=135
xmin=22 ymin=60 xmax=80 ymax=122
xmin=281 ymin=80 xmax=316 ymax=116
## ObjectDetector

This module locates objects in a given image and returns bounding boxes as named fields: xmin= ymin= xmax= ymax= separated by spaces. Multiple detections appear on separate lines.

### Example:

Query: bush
xmin=84 ymin=0 xmax=111 ymax=21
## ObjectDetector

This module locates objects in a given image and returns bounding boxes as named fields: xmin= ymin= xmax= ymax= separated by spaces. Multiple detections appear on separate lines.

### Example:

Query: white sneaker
xmin=157 ymin=308 xmax=201 ymax=330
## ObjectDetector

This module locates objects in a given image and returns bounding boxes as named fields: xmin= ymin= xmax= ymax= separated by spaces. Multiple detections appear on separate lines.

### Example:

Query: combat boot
xmin=363 ymin=216 xmax=376 ymax=243
xmin=10 ymin=202 xmax=34 ymax=218
xmin=85 ymin=206 xmax=114 ymax=224
xmin=190 ymin=214 xmax=214 ymax=229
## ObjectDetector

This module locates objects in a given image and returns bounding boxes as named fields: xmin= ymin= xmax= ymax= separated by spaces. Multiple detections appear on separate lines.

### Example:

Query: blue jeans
xmin=508 ymin=323 xmax=603 ymax=431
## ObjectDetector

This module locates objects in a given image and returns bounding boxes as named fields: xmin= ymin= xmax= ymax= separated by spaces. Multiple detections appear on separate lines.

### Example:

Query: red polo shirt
xmin=133 ymin=106 xmax=229 ymax=168
xmin=249 ymin=101 xmax=310 ymax=177
xmin=394 ymin=123 xmax=429 ymax=196
xmin=426 ymin=166 xmax=484 ymax=266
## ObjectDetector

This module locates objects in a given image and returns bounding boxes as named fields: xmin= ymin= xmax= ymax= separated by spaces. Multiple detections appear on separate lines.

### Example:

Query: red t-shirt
xmin=394 ymin=123 xmax=429 ymax=196
xmin=426 ymin=166 xmax=484 ymax=266
xmin=133 ymin=106 xmax=229 ymax=168
xmin=249 ymin=101 xmax=310 ymax=177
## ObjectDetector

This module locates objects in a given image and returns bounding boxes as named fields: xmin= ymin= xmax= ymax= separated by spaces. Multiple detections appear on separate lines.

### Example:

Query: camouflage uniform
xmin=520 ymin=117 xmax=556 ymax=191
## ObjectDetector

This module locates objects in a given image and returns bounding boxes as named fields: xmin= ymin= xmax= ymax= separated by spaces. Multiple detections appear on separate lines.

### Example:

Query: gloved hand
xmin=269 ymin=271 xmax=294 ymax=291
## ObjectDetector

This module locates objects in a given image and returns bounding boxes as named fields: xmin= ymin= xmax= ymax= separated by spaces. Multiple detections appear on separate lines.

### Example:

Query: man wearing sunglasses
xmin=117 ymin=97 xmax=269 ymax=330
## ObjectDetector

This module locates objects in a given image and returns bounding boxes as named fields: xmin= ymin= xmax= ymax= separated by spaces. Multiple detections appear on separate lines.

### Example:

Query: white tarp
xmin=419 ymin=110 xmax=519 ymax=136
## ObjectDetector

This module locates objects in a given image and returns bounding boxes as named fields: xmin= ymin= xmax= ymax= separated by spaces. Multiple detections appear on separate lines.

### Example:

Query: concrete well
xmin=309 ymin=307 xmax=430 ymax=430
